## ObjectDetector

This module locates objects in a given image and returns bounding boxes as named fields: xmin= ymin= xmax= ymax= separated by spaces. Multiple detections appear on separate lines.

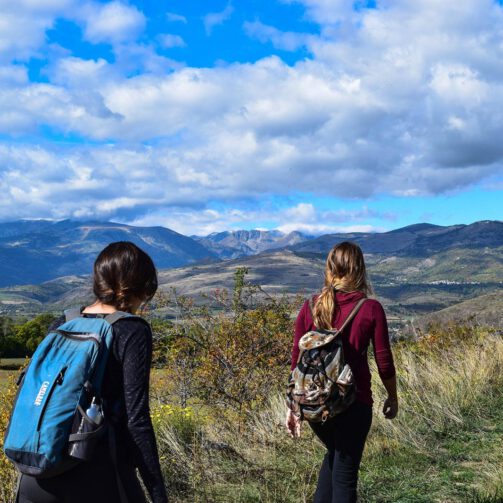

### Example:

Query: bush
xmin=0 ymin=314 xmax=57 ymax=358
xmin=151 ymin=268 xmax=301 ymax=424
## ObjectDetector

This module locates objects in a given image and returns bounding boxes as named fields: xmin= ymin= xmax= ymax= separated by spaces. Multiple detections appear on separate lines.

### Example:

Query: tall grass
xmin=0 ymin=373 xmax=20 ymax=503
xmin=0 ymin=324 xmax=502 ymax=502
xmin=368 ymin=325 xmax=503 ymax=454
xmin=149 ymin=324 xmax=503 ymax=502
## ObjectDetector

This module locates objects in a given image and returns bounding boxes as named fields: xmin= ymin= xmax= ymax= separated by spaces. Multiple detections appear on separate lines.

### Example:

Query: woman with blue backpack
xmin=7 ymin=241 xmax=168 ymax=503
xmin=285 ymin=241 xmax=398 ymax=503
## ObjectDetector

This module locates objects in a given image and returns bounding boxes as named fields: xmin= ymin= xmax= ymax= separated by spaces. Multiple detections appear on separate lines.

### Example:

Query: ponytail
xmin=313 ymin=241 xmax=371 ymax=329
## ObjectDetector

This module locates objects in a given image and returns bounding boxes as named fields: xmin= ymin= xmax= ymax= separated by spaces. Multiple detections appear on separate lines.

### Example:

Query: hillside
xmin=0 ymin=251 xmax=323 ymax=314
xmin=0 ymin=220 xmax=215 ymax=287
xmin=1 ymin=248 xmax=501 ymax=320
xmin=419 ymin=292 xmax=503 ymax=328
xmin=289 ymin=220 xmax=503 ymax=256
xmin=0 ymin=219 xmax=501 ymax=288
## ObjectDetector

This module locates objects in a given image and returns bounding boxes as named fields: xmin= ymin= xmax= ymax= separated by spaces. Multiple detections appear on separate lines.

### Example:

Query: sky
xmin=0 ymin=0 xmax=502 ymax=236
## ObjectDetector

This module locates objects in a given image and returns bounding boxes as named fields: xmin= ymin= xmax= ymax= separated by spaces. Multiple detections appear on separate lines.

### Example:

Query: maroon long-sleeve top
xmin=291 ymin=290 xmax=396 ymax=406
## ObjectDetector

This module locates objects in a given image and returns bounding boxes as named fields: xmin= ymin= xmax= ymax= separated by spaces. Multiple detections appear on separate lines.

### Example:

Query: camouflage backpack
xmin=286 ymin=297 xmax=367 ymax=423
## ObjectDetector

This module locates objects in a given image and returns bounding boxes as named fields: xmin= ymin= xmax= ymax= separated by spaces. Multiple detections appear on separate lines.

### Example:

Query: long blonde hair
xmin=313 ymin=241 xmax=372 ymax=329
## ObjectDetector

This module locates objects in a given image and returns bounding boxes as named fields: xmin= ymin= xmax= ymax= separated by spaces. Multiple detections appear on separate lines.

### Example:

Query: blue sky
xmin=0 ymin=0 xmax=502 ymax=235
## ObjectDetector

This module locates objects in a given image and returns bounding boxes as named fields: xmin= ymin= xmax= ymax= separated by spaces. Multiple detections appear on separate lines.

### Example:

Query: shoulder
xmin=299 ymin=295 xmax=317 ymax=315
xmin=296 ymin=295 xmax=317 ymax=327
xmin=114 ymin=316 xmax=152 ymax=336
xmin=304 ymin=293 xmax=320 ymax=310
xmin=113 ymin=316 xmax=153 ymax=352
xmin=362 ymin=298 xmax=386 ymax=318
xmin=114 ymin=314 xmax=152 ymax=329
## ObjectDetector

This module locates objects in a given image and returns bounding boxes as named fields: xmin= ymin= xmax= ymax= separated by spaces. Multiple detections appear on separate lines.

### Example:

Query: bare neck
xmin=81 ymin=301 xmax=117 ymax=314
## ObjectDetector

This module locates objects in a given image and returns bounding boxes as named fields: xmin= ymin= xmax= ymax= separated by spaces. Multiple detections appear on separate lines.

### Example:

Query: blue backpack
xmin=3 ymin=308 xmax=134 ymax=484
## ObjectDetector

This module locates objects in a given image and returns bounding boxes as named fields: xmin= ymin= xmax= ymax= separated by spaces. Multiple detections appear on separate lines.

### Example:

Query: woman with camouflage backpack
xmin=285 ymin=241 xmax=398 ymax=503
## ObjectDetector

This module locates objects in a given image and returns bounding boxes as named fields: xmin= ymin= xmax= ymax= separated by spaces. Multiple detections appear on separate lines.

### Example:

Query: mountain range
xmin=193 ymin=229 xmax=309 ymax=259
xmin=0 ymin=218 xmax=501 ymax=321
xmin=0 ymin=220 xmax=213 ymax=287
xmin=0 ymin=219 xmax=501 ymax=289
xmin=288 ymin=220 xmax=503 ymax=256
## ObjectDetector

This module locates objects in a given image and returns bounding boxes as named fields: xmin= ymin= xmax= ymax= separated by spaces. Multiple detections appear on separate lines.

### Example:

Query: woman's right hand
xmin=285 ymin=409 xmax=302 ymax=438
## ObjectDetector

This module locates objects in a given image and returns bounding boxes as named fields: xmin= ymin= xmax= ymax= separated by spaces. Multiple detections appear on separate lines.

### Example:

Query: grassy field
xmin=1 ymin=327 xmax=502 ymax=502
xmin=145 ymin=324 xmax=503 ymax=502
xmin=0 ymin=358 xmax=26 ymax=392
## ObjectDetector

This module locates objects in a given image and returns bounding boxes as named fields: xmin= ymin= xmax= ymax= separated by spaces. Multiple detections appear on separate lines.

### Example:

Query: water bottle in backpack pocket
xmin=67 ymin=396 xmax=107 ymax=462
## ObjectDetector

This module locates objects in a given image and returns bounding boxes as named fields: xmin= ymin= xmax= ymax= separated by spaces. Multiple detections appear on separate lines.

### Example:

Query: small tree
xmin=14 ymin=314 xmax=56 ymax=356
xmin=153 ymin=268 xmax=302 ymax=424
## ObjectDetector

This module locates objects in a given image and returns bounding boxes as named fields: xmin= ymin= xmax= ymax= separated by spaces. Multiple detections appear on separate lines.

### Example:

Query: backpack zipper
xmin=54 ymin=329 xmax=101 ymax=347
xmin=36 ymin=366 xmax=68 ymax=433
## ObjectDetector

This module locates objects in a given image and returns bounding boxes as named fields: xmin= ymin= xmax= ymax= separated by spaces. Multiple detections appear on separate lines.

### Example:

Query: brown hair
xmin=92 ymin=241 xmax=158 ymax=312
xmin=313 ymin=241 xmax=372 ymax=329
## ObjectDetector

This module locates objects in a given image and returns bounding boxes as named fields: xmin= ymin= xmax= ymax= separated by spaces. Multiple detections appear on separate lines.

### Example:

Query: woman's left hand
xmin=382 ymin=396 xmax=398 ymax=419
xmin=285 ymin=409 xmax=302 ymax=438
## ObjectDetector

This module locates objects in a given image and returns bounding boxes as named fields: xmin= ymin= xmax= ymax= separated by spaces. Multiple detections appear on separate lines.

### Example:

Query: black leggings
xmin=16 ymin=455 xmax=146 ymax=503
xmin=309 ymin=401 xmax=372 ymax=503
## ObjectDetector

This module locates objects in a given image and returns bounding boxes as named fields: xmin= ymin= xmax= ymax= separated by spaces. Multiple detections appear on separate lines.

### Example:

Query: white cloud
xmin=166 ymin=12 xmax=187 ymax=24
xmin=281 ymin=0 xmax=354 ymax=25
xmin=244 ymin=20 xmax=312 ymax=51
xmin=203 ymin=3 xmax=234 ymax=35
xmin=0 ymin=0 xmax=503 ymax=227
xmin=128 ymin=203 xmax=389 ymax=236
xmin=159 ymin=33 xmax=186 ymax=49
xmin=278 ymin=222 xmax=381 ymax=234
xmin=79 ymin=1 xmax=145 ymax=44
xmin=0 ymin=0 xmax=75 ymax=62
xmin=277 ymin=203 xmax=392 ymax=234
xmin=0 ymin=65 xmax=29 ymax=84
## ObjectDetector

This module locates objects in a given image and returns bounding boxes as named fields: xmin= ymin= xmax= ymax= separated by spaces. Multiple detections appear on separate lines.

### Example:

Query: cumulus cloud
xmin=79 ymin=1 xmax=145 ymax=45
xmin=158 ymin=33 xmax=186 ymax=49
xmin=203 ymin=3 xmax=234 ymax=35
xmin=281 ymin=0 xmax=354 ymax=25
xmin=277 ymin=203 xmax=392 ymax=234
xmin=128 ymin=203 xmax=388 ymax=236
xmin=166 ymin=12 xmax=187 ymax=24
xmin=0 ymin=0 xmax=502 ymax=230
xmin=0 ymin=0 xmax=75 ymax=62
xmin=243 ymin=20 xmax=313 ymax=51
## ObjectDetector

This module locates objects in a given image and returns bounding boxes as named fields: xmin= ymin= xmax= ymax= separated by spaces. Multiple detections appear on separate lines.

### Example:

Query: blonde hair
xmin=313 ymin=241 xmax=372 ymax=329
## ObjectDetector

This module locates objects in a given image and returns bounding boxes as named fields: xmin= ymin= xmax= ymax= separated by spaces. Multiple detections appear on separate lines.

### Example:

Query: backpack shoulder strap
xmin=64 ymin=307 xmax=82 ymax=322
xmin=337 ymin=297 xmax=368 ymax=333
xmin=104 ymin=311 xmax=135 ymax=325
xmin=63 ymin=308 xmax=137 ymax=325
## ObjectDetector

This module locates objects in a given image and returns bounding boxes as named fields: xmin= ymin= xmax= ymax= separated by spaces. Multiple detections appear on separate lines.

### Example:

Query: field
xmin=1 ymin=315 xmax=502 ymax=502
xmin=0 ymin=359 xmax=26 ymax=392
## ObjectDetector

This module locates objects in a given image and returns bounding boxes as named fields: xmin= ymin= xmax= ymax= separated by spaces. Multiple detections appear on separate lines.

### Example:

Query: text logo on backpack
xmin=3 ymin=309 xmax=135 ymax=478
xmin=34 ymin=382 xmax=50 ymax=406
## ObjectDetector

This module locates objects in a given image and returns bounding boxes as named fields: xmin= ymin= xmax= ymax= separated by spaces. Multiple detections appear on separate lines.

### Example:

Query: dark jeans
xmin=309 ymin=401 xmax=372 ymax=503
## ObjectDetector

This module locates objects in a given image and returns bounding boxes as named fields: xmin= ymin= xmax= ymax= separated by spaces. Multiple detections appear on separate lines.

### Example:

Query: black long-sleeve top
xmin=49 ymin=311 xmax=168 ymax=503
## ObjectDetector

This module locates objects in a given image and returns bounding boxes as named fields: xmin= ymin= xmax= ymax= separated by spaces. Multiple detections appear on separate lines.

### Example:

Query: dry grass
xmin=367 ymin=327 xmax=503 ymax=459
xmin=1 ymin=325 xmax=502 ymax=502
xmin=0 ymin=372 xmax=20 ymax=503
xmin=147 ymin=325 xmax=503 ymax=502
